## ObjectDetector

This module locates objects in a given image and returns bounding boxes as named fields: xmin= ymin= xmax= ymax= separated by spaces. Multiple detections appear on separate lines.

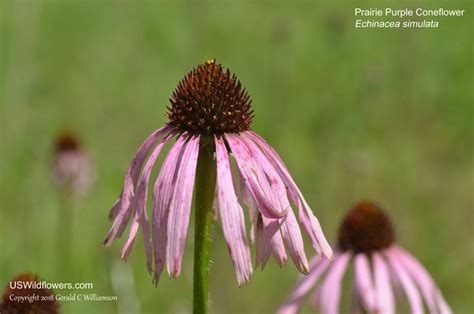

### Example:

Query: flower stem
xmin=57 ymin=192 xmax=74 ymax=277
xmin=193 ymin=140 xmax=216 ymax=314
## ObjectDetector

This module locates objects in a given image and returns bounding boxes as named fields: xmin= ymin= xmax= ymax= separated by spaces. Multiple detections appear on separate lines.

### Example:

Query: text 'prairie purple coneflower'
xmin=278 ymin=201 xmax=452 ymax=314
xmin=103 ymin=60 xmax=332 ymax=310
xmin=0 ymin=273 xmax=60 ymax=314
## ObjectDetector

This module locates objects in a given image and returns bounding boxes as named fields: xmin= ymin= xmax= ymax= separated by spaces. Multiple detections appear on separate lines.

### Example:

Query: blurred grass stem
xmin=57 ymin=191 xmax=74 ymax=277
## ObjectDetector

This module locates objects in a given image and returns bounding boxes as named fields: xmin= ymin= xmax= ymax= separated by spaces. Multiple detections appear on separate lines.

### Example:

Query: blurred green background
xmin=0 ymin=1 xmax=472 ymax=313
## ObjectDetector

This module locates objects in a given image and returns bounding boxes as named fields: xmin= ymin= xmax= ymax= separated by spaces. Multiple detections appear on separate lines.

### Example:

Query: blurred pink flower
xmin=52 ymin=132 xmax=94 ymax=197
xmin=103 ymin=60 xmax=332 ymax=286
xmin=278 ymin=201 xmax=451 ymax=314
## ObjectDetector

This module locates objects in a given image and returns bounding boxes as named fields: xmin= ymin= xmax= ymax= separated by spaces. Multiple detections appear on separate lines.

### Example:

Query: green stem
xmin=57 ymin=191 xmax=74 ymax=277
xmin=193 ymin=140 xmax=217 ymax=314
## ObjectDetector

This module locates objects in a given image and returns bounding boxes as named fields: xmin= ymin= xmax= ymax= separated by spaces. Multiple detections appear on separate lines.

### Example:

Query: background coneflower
xmin=52 ymin=131 xmax=94 ymax=197
xmin=0 ymin=273 xmax=60 ymax=314
xmin=278 ymin=201 xmax=452 ymax=314
xmin=51 ymin=131 xmax=95 ymax=276
xmin=104 ymin=59 xmax=333 ymax=313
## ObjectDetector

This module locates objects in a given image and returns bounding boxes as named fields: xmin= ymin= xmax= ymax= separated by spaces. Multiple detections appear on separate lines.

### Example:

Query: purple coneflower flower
xmin=104 ymin=59 xmax=332 ymax=286
xmin=52 ymin=131 xmax=94 ymax=197
xmin=0 ymin=273 xmax=60 ymax=314
xmin=278 ymin=201 xmax=451 ymax=314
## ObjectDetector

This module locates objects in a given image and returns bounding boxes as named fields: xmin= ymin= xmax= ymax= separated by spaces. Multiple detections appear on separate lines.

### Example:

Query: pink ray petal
xmin=309 ymin=255 xmax=336 ymax=308
xmin=392 ymin=246 xmax=452 ymax=314
xmin=104 ymin=125 xmax=172 ymax=246
xmin=385 ymin=248 xmax=424 ymax=314
xmin=121 ymin=131 xmax=174 ymax=266
xmin=152 ymin=134 xmax=188 ymax=284
xmin=249 ymin=223 xmax=255 ymax=244
xmin=241 ymin=134 xmax=313 ymax=271
xmin=436 ymin=295 xmax=453 ymax=314
xmin=278 ymin=256 xmax=331 ymax=314
xmin=246 ymin=131 xmax=333 ymax=260
xmin=132 ymin=132 xmax=175 ymax=273
xmin=241 ymin=179 xmax=258 ymax=244
xmin=255 ymin=214 xmax=272 ymax=268
xmin=257 ymin=214 xmax=287 ymax=268
xmin=166 ymin=135 xmax=200 ymax=278
xmin=225 ymin=133 xmax=287 ymax=219
xmin=120 ymin=211 xmax=139 ymax=261
xmin=108 ymin=197 xmax=122 ymax=221
xmin=373 ymin=253 xmax=395 ymax=314
xmin=354 ymin=254 xmax=377 ymax=312
xmin=239 ymin=134 xmax=291 ymax=216
xmin=240 ymin=176 xmax=258 ymax=224
xmin=215 ymin=136 xmax=253 ymax=286
xmin=280 ymin=210 xmax=309 ymax=274
xmin=268 ymin=219 xmax=288 ymax=268
xmin=319 ymin=252 xmax=351 ymax=314
xmin=255 ymin=214 xmax=287 ymax=269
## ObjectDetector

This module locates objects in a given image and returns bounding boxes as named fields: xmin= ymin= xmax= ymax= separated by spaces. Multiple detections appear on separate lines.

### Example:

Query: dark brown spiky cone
xmin=167 ymin=59 xmax=254 ymax=135
xmin=337 ymin=201 xmax=395 ymax=254
xmin=0 ymin=273 xmax=60 ymax=314
xmin=55 ymin=132 xmax=80 ymax=153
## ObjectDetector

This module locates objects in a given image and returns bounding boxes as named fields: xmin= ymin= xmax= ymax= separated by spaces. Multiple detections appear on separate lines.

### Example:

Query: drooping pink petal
xmin=240 ymin=176 xmax=258 ymax=244
xmin=267 ymin=219 xmax=287 ymax=267
xmin=249 ymin=223 xmax=256 ymax=244
xmin=387 ymin=262 xmax=403 ymax=299
xmin=240 ymin=177 xmax=258 ymax=224
xmin=246 ymin=131 xmax=333 ymax=260
xmin=108 ymin=197 xmax=122 ymax=221
xmin=254 ymin=214 xmax=271 ymax=267
xmin=373 ymin=253 xmax=394 ymax=314
xmin=277 ymin=257 xmax=330 ymax=314
xmin=393 ymin=246 xmax=452 ymax=314
xmin=104 ymin=125 xmax=172 ymax=246
xmin=225 ymin=133 xmax=287 ymax=219
xmin=152 ymin=134 xmax=188 ymax=284
xmin=120 ymin=211 xmax=139 ymax=261
xmin=103 ymin=196 xmax=131 ymax=244
xmin=436 ymin=295 xmax=453 ymax=314
xmin=280 ymin=210 xmax=309 ymax=274
xmin=354 ymin=254 xmax=377 ymax=312
xmin=298 ymin=197 xmax=332 ymax=260
xmin=241 ymin=133 xmax=312 ymax=271
xmin=385 ymin=248 xmax=424 ymax=314
xmin=121 ymin=131 xmax=175 ymax=265
xmin=239 ymin=134 xmax=291 ymax=216
xmin=255 ymin=214 xmax=287 ymax=269
xmin=132 ymin=132 xmax=175 ymax=273
xmin=166 ymin=135 xmax=200 ymax=278
xmin=215 ymin=136 xmax=252 ymax=286
xmin=319 ymin=252 xmax=351 ymax=314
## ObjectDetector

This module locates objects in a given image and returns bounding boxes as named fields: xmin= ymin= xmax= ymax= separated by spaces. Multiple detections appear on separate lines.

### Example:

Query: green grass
xmin=0 ymin=1 xmax=472 ymax=313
